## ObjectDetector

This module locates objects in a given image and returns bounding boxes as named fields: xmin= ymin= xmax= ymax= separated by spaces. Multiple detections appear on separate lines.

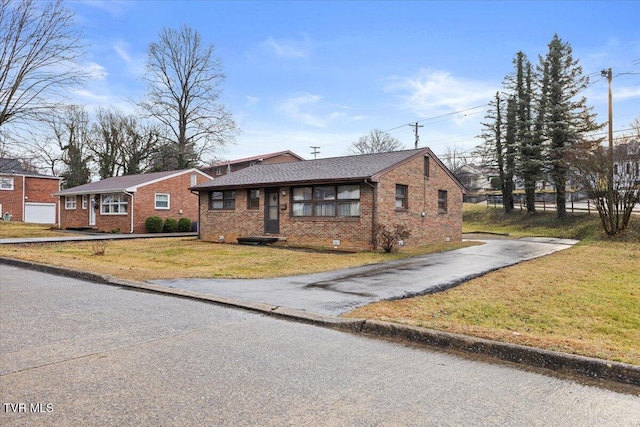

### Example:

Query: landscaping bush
xmin=374 ymin=223 xmax=411 ymax=253
xmin=163 ymin=218 xmax=179 ymax=233
xmin=177 ymin=217 xmax=192 ymax=232
xmin=145 ymin=216 xmax=164 ymax=233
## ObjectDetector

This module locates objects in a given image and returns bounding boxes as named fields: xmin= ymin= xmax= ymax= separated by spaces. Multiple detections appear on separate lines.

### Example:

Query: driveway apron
xmin=151 ymin=237 xmax=577 ymax=316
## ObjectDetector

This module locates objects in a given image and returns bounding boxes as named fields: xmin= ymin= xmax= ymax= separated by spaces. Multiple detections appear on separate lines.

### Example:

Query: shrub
xmin=92 ymin=241 xmax=107 ymax=256
xmin=145 ymin=216 xmax=163 ymax=233
xmin=163 ymin=218 xmax=179 ymax=233
xmin=374 ymin=223 xmax=411 ymax=253
xmin=177 ymin=217 xmax=192 ymax=232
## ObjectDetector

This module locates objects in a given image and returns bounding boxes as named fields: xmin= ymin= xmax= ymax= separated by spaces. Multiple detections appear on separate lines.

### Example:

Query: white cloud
xmin=83 ymin=61 xmax=108 ymax=80
xmin=279 ymin=93 xmax=327 ymax=127
xmin=260 ymin=35 xmax=311 ymax=59
xmin=112 ymin=40 xmax=146 ymax=77
xmin=385 ymin=69 xmax=497 ymax=124
xmin=114 ymin=42 xmax=131 ymax=63
xmin=245 ymin=96 xmax=260 ymax=107
xmin=78 ymin=0 xmax=131 ymax=16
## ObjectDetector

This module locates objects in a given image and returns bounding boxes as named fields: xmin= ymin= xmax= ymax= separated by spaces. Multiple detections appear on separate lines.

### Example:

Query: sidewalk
xmin=0 ymin=232 xmax=197 ymax=245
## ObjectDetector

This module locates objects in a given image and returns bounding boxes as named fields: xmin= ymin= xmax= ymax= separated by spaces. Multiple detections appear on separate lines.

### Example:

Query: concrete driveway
xmin=151 ymin=237 xmax=578 ymax=316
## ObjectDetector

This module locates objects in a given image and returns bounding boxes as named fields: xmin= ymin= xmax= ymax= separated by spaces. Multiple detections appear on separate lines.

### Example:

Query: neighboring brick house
xmin=202 ymin=150 xmax=304 ymax=178
xmin=0 ymin=158 xmax=61 ymax=224
xmin=54 ymin=169 xmax=212 ymax=233
xmin=191 ymin=148 xmax=466 ymax=251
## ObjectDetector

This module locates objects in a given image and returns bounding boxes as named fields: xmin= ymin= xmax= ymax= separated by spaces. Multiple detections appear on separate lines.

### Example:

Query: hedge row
xmin=145 ymin=216 xmax=192 ymax=233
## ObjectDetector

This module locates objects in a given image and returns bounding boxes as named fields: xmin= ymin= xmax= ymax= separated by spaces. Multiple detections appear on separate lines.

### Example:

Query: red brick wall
xmin=198 ymin=154 xmax=463 ymax=251
xmin=0 ymin=174 xmax=24 ymax=221
xmin=375 ymin=154 xmax=463 ymax=246
xmin=59 ymin=171 xmax=208 ymax=233
xmin=0 ymin=175 xmax=60 ymax=222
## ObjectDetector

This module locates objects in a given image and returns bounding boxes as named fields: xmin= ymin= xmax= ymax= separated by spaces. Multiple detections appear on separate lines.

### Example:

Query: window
xmin=65 ymin=196 xmax=77 ymax=210
xmin=614 ymin=164 xmax=619 ymax=175
xmin=626 ymin=162 xmax=632 ymax=175
xmin=210 ymin=190 xmax=235 ymax=210
xmin=395 ymin=185 xmax=408 ymax=209
xmin=215 ymin=168 xmax=223 ymax=176
xmin=155 ymin=193 xmax=170 ymax=209
xmin=101 ymin=193 xmax=128 ymax=214
xmin=82 ymin=195 xmax=87 ymax=209
xmin=438 ymin=190 xmax=448 ymax=212
xmin=190 ymin=173 xmax=198 ymax=186
xmin=292 ymin=184 xmax=360 ymax=217
xmin=424 ymin=156 xmax=430 ymax=177
xmin=248 ymin=189 xmax=260 ymax=209
xmin=0 ymin=177 xmax=14 ymax=190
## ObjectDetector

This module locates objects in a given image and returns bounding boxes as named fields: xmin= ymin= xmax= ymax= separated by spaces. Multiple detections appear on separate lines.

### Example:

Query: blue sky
xmin=67 ymin=0 xmax=640 ymax=163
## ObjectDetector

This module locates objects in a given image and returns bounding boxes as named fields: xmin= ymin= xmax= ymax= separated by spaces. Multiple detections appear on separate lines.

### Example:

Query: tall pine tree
xmin=538 ymin=34 xmax=600 ymax=218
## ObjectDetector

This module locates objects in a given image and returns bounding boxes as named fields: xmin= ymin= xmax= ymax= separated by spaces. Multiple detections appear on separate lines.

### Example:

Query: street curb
xmin=2 ymin=256 xmax=638 ymax=389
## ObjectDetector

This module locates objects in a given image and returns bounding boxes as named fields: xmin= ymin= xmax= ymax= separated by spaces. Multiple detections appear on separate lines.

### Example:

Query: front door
xmin=264 ymin=188 xmax=279 ymax=234
xmin=89 ymin=194 xmax=96 ymax=226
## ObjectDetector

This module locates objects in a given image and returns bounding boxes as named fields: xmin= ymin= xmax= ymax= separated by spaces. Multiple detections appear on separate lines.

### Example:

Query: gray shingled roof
xmin=54 ymin=169 xmax=204 ymax=195
xmin=0 ymin=158 xmax=60 ymax=179
xmin=192 ymin=148 xmax=430 ymax=190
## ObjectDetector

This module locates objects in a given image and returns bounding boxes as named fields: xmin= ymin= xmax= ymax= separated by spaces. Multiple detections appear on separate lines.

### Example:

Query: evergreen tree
xmin=480 ymin=92 xmax=513 ymax=213
xmin=504 ymin=96 xmax=517 ymax=213
xmin=538 ymin=34 xmax=601 ymax=218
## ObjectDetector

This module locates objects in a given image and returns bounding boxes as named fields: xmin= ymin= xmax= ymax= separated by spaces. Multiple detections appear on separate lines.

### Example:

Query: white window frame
xmin=82 ymin=195 xmax=88 ymax=209
xmin=65 ymin=196 xmax=77 ymax=210
xmin=155 ymin=193 xmax=170 ymax=210
xmin=100 ymin=193 xmax=128 ymax=215
xmin=0 ymin=177 xmax=14 ymax=190
xmin=190 ymin=173 xmax=198 ymax=186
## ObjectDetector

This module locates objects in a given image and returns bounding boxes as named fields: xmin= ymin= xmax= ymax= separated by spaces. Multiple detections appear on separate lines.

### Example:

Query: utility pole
xmin=310 ymin=146 xmax=320 ymax=159
xmin=409 ymin=122 xmax=423 ymax=148
xmin=601 ymin=68 xmax=613 ymax=193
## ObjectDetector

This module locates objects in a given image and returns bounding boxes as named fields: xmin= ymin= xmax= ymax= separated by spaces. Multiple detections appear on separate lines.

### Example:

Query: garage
xmin=24 ymin=202 xmax=56 ymax=224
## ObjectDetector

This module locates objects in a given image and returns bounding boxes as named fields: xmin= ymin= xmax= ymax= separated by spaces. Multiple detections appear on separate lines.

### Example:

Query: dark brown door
xmin=265 ymin=188 xmax=279 ymax=234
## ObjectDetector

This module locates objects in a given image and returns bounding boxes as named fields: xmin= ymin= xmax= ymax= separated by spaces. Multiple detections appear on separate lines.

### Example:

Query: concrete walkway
xmin=151 ymin=237 xmax=579 ymax=316
xmin=0 ymin=232 xmax=197 ymax=244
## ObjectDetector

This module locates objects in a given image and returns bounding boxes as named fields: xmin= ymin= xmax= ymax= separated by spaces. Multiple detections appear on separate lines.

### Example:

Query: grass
xmin=0 ymin=237 xmax=476 ymax=281
xmin=344 ymin=204 xmax=640 ymax=365
xmin=0 ymin=222 xmax=68 ymax=238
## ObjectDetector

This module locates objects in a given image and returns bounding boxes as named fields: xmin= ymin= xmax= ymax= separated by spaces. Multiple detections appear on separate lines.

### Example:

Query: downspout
xmin=22 ymin=175 xmax=25 ymax=221
xmin=123 ymin=190 xmax=134 ymax=233
xmin=364 ymin=179 xmax=377 ymax=249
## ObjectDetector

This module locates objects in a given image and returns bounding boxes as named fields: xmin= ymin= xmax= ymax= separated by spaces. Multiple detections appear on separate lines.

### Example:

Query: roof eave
xmin=191 ymin=176 xmax=374 ymax=192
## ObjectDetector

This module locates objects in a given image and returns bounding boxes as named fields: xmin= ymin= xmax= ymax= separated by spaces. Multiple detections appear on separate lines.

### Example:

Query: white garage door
xmin=24 ymin=202 xmax=56 ymax=224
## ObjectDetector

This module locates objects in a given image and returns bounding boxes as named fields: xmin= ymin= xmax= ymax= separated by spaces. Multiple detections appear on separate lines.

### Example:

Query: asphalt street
xmin=151 ymin=237 xmax=579 ymax=316
xmin=1 ymin=266 xmax=638 ymax=426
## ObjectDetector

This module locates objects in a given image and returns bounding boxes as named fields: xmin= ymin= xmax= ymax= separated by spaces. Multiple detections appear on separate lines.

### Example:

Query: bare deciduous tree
xmin=349 ymin=129 xmax=404 ymax=155
xmin=0 ymin=0 xmax=86 ymax=135
xmin=48 ymin=105 xmax=92 ymax=189
xmin=570 ymin=124 xmax=639 ymax=236
xmin=139 ymin=24 xmax=238 ymax=170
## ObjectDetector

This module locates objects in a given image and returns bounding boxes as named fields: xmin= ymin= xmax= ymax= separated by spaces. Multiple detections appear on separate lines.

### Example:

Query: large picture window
xmin=292 ymin=184 xmax=360 ymax=217
xmin=101 ymin=193 xmax=128 ymax=214
xmin=210 ymin=190 xmax=235 ymax=210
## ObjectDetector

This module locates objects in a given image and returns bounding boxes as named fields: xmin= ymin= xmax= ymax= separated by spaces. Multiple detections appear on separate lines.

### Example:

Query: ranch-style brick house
xmin=54 ymin=169 xmax=212 ymax=233
xmin=191 ymin=148 xmax=466 ymax=251
xmin=0 ymin=158 xmax=61 ymax=224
